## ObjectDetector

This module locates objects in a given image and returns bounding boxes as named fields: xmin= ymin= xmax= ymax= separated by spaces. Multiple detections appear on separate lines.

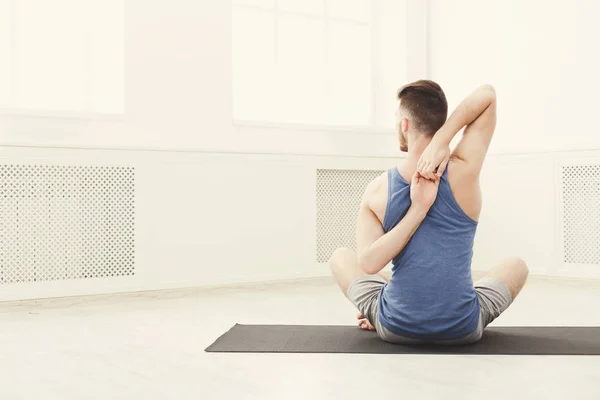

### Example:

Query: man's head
xmin=396 ymin=80 xmax=448 ymax=152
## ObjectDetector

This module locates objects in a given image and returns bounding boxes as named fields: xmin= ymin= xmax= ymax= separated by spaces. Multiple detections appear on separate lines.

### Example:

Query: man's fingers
xmin=425 ymin=161 xmax=434 ymax=173
xmin=411 ymin=171 xmax=420 ymax=185
xmin=422 ymin=161 xmax=430 ymax=174
xmin=437 ymin=157 xmax=449 ymax=177
xmin=425 ymin=163 xmax=437 ymax=180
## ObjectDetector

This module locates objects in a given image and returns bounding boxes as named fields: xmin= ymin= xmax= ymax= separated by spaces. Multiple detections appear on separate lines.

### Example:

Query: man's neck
xmin=400 ymin=134 xmax=432 ymax=175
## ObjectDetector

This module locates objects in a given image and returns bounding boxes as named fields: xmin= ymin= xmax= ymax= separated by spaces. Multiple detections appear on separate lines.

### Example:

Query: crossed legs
xmin=330 ymin=247 xmax=529 ymax=334
xmin=329 ymin=247 xmax=389 ymax=330
xmin=479 ymin=257 xmax=529 ymax=300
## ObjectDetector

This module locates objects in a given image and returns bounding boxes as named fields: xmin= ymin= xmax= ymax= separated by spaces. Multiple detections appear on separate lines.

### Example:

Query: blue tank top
xmin=377 ymin=166 xmax=480 ymax=340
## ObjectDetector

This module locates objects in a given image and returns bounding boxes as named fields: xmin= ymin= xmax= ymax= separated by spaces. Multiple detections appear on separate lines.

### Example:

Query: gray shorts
xmin=346 ymin=275 xmax=513 ymax=345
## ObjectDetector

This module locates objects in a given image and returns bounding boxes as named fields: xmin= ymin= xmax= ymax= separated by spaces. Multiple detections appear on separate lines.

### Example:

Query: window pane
xmin=327 ymin=21 xmax=371 ymax=125
xmin=328 ymin=0 xmax=370 ymax=22
xmin=231 ymin=0 xmax=380 ymax=127
xmin=278 ymin=0 xmax=324 ymax=16
xmin=232 ymin=8 xmax=276 ymax=121
xmin=232 ymin=0 xmax=275 ymax=8
xmin=0 ymin=0 xmax=10 ymax=107
xmin=13 ymin=0 xmax=87 ymax=111
xmin=276 ymin=14 xmax=326 ymax=124
xmin=88 ymin=0 xmax=124 ymax=113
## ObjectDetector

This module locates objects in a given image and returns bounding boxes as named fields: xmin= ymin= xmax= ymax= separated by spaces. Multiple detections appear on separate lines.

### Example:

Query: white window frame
xmin=231 ymin=0 xmax=427 ymax=135
xmin=0 ymin=0 xmax=125 ymax=121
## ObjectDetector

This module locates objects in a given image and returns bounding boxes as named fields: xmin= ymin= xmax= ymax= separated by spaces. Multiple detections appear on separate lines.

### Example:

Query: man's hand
xmin=410 ymin=171 xmax=440 ymax=211
xmin=417 ymin=138 xmax=451 ymax=180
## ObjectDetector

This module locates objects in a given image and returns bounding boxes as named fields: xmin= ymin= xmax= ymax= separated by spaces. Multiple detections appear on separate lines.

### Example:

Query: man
xmin=330 ymin=81 xmax=529 ymax=344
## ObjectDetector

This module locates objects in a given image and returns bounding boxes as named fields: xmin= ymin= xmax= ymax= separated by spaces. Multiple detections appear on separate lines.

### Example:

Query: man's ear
xmin=401 ymin=118 xmax=409 ymax=134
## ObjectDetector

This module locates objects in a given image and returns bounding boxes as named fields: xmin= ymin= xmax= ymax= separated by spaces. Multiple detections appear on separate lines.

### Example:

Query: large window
xmin=0 ymin=0 xmax=124 ymax=115
xmin=232 ymin=0 xmax=406 ymax=129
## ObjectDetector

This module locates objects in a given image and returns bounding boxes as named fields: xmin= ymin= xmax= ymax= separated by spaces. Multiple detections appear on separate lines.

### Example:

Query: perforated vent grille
xmin=316 ymin=169 xmax=384 ymax=262
xmin=0 ymin=165 xmax=135 ymax=284
xmin=562 ymin=164 xmax=600 ymax=265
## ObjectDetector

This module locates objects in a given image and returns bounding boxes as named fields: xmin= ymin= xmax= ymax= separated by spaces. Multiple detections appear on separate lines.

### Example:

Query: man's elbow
xmin=480 ymin=84 xmax=496 ymax=102
xmin=481 ymin=83 xmax=495 ymax=93
xmin=358 ymin=255 xmax=381 ymax=275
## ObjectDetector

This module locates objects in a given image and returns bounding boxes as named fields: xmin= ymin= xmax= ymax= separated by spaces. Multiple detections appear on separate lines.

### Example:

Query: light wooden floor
xmin=1 ymin=276 xmax=600 ymax=400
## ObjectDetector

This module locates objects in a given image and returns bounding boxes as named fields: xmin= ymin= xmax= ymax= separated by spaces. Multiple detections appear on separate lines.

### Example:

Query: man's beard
xmin=399 ymin=133 xmax=408 ymax=152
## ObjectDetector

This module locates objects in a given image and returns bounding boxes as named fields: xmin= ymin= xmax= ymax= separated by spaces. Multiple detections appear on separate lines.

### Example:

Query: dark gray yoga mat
xmin=205 ymin=324 xmax=600 ymax=355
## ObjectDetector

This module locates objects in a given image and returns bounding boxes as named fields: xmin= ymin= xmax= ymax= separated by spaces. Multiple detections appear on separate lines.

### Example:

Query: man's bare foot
xmin=357 ymin=313 xmax=375 ymax=331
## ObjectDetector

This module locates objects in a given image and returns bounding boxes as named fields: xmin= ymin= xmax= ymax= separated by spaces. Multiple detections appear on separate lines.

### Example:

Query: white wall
xmin=427 ymin=0 xmax=600 ymax=280
xmin=0 ymin=0 xmax=415 ymax=301
xmin=2 ymin=142 xmax=597 ymax=302
xmin=429 ymin=0 xmax=600 ymax=154
xmin=0 ymin=145 xmax=397 ymax=301
xmin=3 ymin=1 xmax=594 ymax=162
xmin=0 ymin=0 xmax=416 ymax=158
xmin=1 ymin=0 xmax=599 ymax=301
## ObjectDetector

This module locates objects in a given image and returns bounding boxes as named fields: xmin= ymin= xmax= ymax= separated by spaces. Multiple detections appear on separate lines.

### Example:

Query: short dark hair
xmin=397 ymin=80 xmax=448 ymax=136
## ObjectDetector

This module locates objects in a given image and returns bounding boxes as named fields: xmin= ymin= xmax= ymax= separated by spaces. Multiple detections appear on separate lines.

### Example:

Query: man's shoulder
xmin=365 ymin=171 xmax=388 ymax=196
xmin=362 ymin=171 xmax=389 ymax=220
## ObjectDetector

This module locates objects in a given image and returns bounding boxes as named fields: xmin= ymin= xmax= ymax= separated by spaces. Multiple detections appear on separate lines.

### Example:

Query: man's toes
xmin=358 ymin=319 xmax=376 ymax=331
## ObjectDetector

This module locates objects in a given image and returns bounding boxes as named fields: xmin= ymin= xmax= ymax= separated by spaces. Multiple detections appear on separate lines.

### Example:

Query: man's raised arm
xmin=418 ymin=85 xmax=497 ymax=178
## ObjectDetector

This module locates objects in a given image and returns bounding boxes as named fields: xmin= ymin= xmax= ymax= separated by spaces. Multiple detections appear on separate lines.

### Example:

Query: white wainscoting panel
xmin=0 ymin=145 xmax=599 ymax=301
